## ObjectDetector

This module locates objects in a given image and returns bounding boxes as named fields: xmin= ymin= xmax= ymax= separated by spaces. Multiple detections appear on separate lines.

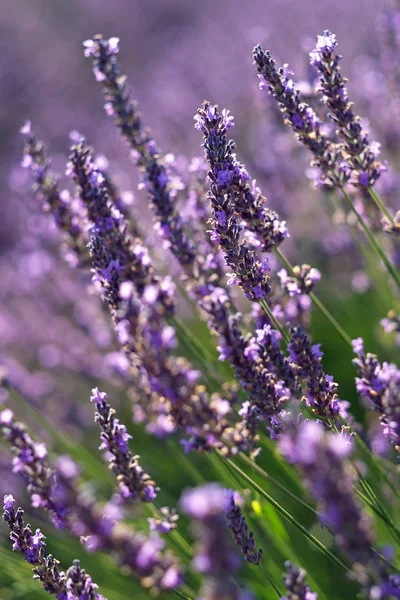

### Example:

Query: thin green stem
xmin=368 ymin=187 xmax=396 ymax=228
xmin=338 ymin=186 xmax=400 ymax=291
xmin=172 ymin=588 xmax=193 ymax=600
xmin=238 ymin=453 xmax=320 ymax=521
xmin=274 ymin=247 xmax=353 ymax=348
xmin=259 ymin=298 xmax=290 ymax=344
xmin=259 ymin=563 xmax=282 ymax=598
xmin=340 ymin=416 xmax=400 ymax=501
xmin=225 ymin=458 xmax=349 ymax=573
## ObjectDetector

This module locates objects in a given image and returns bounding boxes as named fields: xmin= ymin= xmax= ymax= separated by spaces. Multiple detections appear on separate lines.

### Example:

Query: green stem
xmin=172 ymin=589 xmax=193 ymax=600
xmin=274 ymin=247 xmax=353 ymax=348
xmin=259 ymin=298 xmax=290 ymax=344
xmin=259 ymin=563 xmax=282 ymax=598
xmin=226 ymin=458 xmax=349 ymax=573
xmin=368 ymin=187 xmax=396 ymax=228
xmin=238 ymin=453 xmax=320 ymax=521
xmin=338 ymin=186 xmax=400 ymax=291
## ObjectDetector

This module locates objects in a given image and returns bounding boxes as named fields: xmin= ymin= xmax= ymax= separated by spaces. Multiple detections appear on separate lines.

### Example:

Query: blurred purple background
xmin=2 ymin=0 xmax=380 ymax=242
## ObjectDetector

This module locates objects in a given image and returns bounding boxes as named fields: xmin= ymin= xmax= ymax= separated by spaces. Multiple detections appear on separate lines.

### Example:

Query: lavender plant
xmin=2 ymin=7 xmax=400 ymax=600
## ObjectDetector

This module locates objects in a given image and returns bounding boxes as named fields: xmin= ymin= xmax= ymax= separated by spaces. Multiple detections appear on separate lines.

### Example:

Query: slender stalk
xmin=338 ymin=186 xmax=400 ymax=291
xmin=238 ymin=453 xmax=320 ymax=521
xmin=368 ymin=187 xmax=396 ymax=228
xmin=259 ymin=298 xmax=290 ymax=344
xmin=225 ymin=458 xmax=349 ymax=573
xmin=172 ymin=588 xmax=193 ymax=600
xmin=259 ymin=563 xmax=282 ymax=598
xmin=274 ymin=247 xmax=353 ymax=348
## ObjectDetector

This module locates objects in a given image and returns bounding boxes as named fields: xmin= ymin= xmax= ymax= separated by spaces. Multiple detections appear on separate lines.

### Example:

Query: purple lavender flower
xmin=181 ymin=483 xmax=253 ymax=600
xmin=278 ymin=265 xmax=321 ymax=297
xmin=3 ymin=496 xmax=105 ymax=599
xmin=310 ymin=31 xmax=387 ymax=188
xmin=21 ymin=122 xmax=87 ymax=265
xmin=90 ymin=388 xmax=158 ymax=502
xmin=148 ymin=507 xmax=179 ymax=534
xmin=281 ymin=562 xmax=317 ymax=600
xmin=64 ymin=560 xmax=106 ymax=600
xmin=288 ymin=326 xmax=342 ymax=418
xmin=83 ymin=35 xmax=198 ymax=273
xmin=203 ymin=288 xmax=290 ymax=449
xmin=253 ymin=44 xmax=349 ymax=188
xmin=226 ymin=490 xmax=262 ymax=564
xmin=352 ymin=337 xmax=400 ymax=454
xmin=280 ymin=422 xmax=374 ymax=576
xmin=195 ymin=102 xmax=288 ymax=254
xmin=0 ymin=409 xmax=68 ymax=528
xmin=195 ymin=102 xmax=271 ymax=301
xmin=53 ymin=462 xmax=182 ymax=592
xmin=68 ymin=139 xmax=174 ymax=315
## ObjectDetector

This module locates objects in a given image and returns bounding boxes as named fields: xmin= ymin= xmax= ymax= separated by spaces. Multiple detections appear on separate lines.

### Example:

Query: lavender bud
xmin=278 ymin=265 xmax=321 ymax=298
xmin=64 ymin=559 xmax=106 ymax=600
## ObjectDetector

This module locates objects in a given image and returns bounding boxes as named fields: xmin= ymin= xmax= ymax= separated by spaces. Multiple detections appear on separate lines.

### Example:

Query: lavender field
xmin=1 ymin=1 xmax=400 ymax=598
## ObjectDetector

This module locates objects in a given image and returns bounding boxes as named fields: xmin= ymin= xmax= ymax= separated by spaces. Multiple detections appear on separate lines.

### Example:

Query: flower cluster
xmin=83 ymin=35 xmax=199 ymax=273
xmin=281 ymin=562 xmax=317 ymax=600
xmin=253 ymin=44 xmax=349 ymax=188
xmin=280 ymin=422 xmax=374 ymax=578
xmin=90 ymin=388 xmax=158 ymax=502
xmin=181 ymin=483 xmax=252 ymax=600
xmin=0 ymin=408 xmax=68 ymax=528
xmin=3 ymin=496 xmax=106 ymax=599
xmin=21 ymin=122 xmax=87 ymax=265
xmin=277 ymin=265 xmax=321 ymax=298
xmin=195 ymin=102 xmax=271 ymax=301
xmin=352 ymin=337 xmax=400 ymax=454
xmin=288 ymin=326 xmax=341 ymax=418
xmin=225 ymin=489 xmax=262 ymax=564
xmin=310 ymin=31 xmax=387 ymax=188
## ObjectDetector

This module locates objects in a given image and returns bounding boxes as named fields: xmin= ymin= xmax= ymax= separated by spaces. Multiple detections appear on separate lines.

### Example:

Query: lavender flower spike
xmin=21 ymin=122 xmax=87 ymax=264
xmin=310 ymin=31 xmax=387 ymax=188
xmin=0 ymin=409 xmax=68 ymax=528
xmin=352 ymin=337 xmax=400 ymax=454
xmin=288 ymin=326 xmax=342 ymax=418
xmin=83 ymin=35 xmax=197 ymax=271
xmin=195 ymin=102 xmax=289 ymax=253
xmin=195 ymin=102 xmax=271 ymax=301
xmin=64 ymin=559 xmax=106 ymax=600
xmin=181 ymin=483 xmax=253 ymax=600
xmin=253 ymin=44 xmax=349 ymax=188
xmin=281 ymin=562 xmax=317 ymax=600
xmin=3 ymin=496 xmax=105 ymax=599
xmin=280 ymin=422 xmax=375 ymax=579
xmin=226 ymin=490 xmax=262 ymax=564
xmin=90 ymin=388 xmax=158 ymax=502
